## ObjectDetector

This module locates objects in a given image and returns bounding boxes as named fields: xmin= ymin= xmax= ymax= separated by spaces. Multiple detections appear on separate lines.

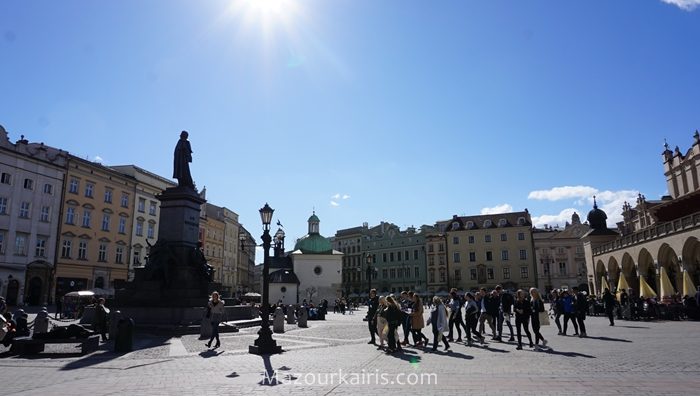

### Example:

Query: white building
xmin=0 ymin=127 xmax=67 ymax=305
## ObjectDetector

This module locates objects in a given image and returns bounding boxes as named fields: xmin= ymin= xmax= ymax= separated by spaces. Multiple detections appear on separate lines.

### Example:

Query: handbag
xmin=539 ymin=310 xmax=550 ymax=326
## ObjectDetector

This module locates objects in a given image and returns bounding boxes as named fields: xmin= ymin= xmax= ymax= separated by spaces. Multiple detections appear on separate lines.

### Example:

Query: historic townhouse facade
xmin=425 ymin=231 xmax=448 ymax=294
xmin=0 ymin=129 xmax=67 ymax=306
xmin=221 ymin=206 xmax=240 ymax=298
xmin=333 ymin=224 xmax=367 ymax=297
xmin=238 ymin=226 xmax=256 ymax=294
xmin=54 ymin=156 xmax=136 ymax=299
xmin=439 ymin=211 xmax=537 ymax=292
xmin=110 ymin=165 xmax=175 ymax=281
xmin=587 ymin=131 xmax=700 ymax=297
xmin=533 ymin=213 xmax=591 ymax=294
xmin=200 ymin=202 xmax=226 ymax=291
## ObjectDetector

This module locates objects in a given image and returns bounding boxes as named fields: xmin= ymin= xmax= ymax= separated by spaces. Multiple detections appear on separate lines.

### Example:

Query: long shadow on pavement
xmin=538 ymin=348 xmax=596 ymax=358
xmin=199 ymin=349 xmax=225 ymax=358
xmin=60 ymin=335 xmax=170 ymax=370
xmin=584 ymin=336 xmax=632 ymax=343
xmin=385 ymin=349 xmax=423 ymax=364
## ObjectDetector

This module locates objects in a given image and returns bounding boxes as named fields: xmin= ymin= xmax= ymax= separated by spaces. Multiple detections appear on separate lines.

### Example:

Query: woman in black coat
xmin=514 ymin=289 xmax=533 ymax=350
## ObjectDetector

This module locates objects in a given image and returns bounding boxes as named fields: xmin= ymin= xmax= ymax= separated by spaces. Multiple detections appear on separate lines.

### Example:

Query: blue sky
xmin=1 ymin=0 xmax=699 ymax=247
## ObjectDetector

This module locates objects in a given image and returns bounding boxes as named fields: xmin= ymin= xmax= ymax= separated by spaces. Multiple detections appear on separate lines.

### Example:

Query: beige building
xmin=0 ymin=130 xmax=68 ymax=306
xmin=110 ymin=165 xmax=175 ymax=281
xmin=586 ymin=131 xmax=700 ymax=297
xmin=533 ymin=213 xmax=591 ymax=294
xmin=425 ymin=232 xmax=448 ymax=294
xmin=200 ymin=201 xmax=226 ymax=293
xmin=220 ymin=206 xmax=240 ymax=298
xmin=439 ymin=211 xmax=536 ymax=291
xmin=54 ymin=156 xmax=136 ymax=298
xmin=238 ymin=226 xmax=256 ymax=294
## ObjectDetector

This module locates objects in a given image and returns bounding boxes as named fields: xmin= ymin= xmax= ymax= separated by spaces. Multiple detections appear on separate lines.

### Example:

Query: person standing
xmin=426 ymin=296 xmax=450 ymax=351
xmin=551 ymin=290 xmax=564 ymax=334
xmin=94 ymin=298 xmax=110 ymax=342
xmin=447 ymin=290 xmax=464 ymax=342
xmin=205 ymin=291 xmax=225 ymax=349
xmin=55 ymin=295 xmax=63 ymax=319
xmin=561 ymin=290 xmax=578 ymax=336
xmin=385 ymin=296 xmax=403 ymax=354
xmin=573 ymin=287 xmax=588 ymax=337
xmin=375 ymin=296 xmax=388 ymax=350
xmin=514 ymin=289 xmax=533 ymax=350
xmin=463 ymin=292 xmax=484 ymax=346
xmin=530 ymin=288 xmax=548 ymax=349
xmin=400 ymin=291 xmax=413 ymax=346
xmin=602 ymin=288 xmax=616 ymax=326
xmin=496 ymin=286 xmax=515 ymax=342
xmin=410 ymin=294 xmax=429 ymax=346
xmin=367 ymin=289 xmax=379 ymax=345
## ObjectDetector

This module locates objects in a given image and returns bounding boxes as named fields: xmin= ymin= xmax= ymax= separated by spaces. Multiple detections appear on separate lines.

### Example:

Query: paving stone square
xmin=1 ymin=308 xmax=699 ymax=395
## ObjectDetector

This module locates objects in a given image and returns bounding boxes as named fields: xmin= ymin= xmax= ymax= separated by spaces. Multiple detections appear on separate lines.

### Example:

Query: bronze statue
xmin=173 ymin=131 xmax=194 ymax=188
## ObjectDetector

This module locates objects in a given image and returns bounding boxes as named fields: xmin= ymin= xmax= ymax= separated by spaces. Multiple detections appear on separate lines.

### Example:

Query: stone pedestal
xmin=286 ymin=306 xmax=296 ymax=324
xmin=34 ymin=309 xmax=49 ymax=334
xmin=273 ymin=307 xmax=285 ymax=333
xmin=298 ymin=308 xmax=308 ymax=328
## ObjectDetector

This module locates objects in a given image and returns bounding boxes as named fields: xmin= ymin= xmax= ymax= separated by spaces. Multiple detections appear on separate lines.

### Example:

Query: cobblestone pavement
xmin=1 ymin=308 xmax=699 ymax=395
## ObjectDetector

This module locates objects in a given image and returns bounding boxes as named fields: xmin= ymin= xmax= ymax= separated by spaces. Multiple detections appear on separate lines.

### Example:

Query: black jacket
xmin=514 ymin=299 xmax=532 ymax=317
xmin=367 ymin=296 xmax=379 ymax=319
xmin=500 ymin=292 xmax=514 ymax=314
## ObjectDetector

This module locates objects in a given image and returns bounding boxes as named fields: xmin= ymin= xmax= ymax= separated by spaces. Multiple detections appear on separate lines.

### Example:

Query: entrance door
xmin=6 ymin=279 xmax=19 ymax=305
xmin=28 ymin=277 xmax=43 ymax=306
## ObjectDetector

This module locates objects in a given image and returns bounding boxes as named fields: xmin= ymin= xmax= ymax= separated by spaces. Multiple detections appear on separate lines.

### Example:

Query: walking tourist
xmin=514 ymin=289 xmax=533 ymax=350
xmin=602 ymin=288 xmax=616 ymax=326
xmin=205 ymin=291 xmax=225 ymax=349
xmin=410 ymin=294 xmax=430 ymax=346
xmin=367 ymin=289 xmax=379 ymax=345
xmin=530 ymin=288 xmax=548 ymax=349
xmin=426 ymin=296 xmax=450 ymax=352
xmin=573 ymin=287 xmax=588 ymax=337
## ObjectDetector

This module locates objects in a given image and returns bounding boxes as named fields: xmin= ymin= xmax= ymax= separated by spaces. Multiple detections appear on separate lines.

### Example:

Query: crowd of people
xmin=364 ymin=285 xmax=577 ymax=354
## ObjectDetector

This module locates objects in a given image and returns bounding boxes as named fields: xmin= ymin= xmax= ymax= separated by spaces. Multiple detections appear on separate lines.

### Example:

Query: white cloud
xmin=331 ymin=193 xmax=340 ymax=200
xmin=480 ymin=203 xmax=513 ymax=215
xmin=528 ymin=186 xmax=598 ymax=201
xmin=330 ymin=201 xmax=340 ymax=207
xmin=92 ymin=155 xmax=104 ymax=163
xmin=531 ymin=189 xmax=640 ymax=229
xmin=342 ymin=194 xmax=350 ymax=200
xmin=661 ymin=0 xmax=700 ymax=11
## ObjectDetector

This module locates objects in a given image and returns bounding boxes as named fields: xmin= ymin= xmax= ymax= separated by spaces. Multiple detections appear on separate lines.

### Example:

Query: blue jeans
xmin=208 ymin=321 xmax=220 ymax=345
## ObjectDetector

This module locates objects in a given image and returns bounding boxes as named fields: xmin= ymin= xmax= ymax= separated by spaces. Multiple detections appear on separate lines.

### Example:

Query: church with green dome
xmin=267 ymin=212 xmax=342 ymax=306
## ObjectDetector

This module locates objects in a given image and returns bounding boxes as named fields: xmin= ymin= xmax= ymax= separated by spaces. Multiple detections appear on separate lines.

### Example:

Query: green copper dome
xmin=308 ymin=213 xmax=320 ymax=223
xmin=294 ymin=234 xmax=333 ymax=254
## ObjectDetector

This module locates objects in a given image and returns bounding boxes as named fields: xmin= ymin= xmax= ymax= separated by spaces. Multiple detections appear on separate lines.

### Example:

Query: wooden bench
xmin=10 ymin=335 xmax=100 ymax=355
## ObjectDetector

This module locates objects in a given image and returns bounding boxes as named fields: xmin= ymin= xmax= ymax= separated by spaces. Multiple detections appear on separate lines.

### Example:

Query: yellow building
xmin=439 ymin=211 xmax=536 ymax=291
xmin=54 ymin=156 xmax=136 ymax=298
xmin=425 ymin=232 xmax=448 ymax=294
xmin=200 ymin=201 xmax=226 ymax=293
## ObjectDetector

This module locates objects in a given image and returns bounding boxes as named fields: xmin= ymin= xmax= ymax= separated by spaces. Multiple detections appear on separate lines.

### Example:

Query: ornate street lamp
xmin=249 ymin=203 xmax=282 ymax=355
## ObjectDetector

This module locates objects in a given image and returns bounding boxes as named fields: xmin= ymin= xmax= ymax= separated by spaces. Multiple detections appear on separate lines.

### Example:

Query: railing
xmin=593 ymin=211 xmax=700 ymax=255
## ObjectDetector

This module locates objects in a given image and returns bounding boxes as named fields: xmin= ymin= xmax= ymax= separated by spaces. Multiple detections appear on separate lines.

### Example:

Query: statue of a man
xmin=173 ymin=131 xmax=194 ymax=188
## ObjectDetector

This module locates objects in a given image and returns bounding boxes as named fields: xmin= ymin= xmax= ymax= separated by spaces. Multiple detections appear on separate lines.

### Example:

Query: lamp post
xmin=365 ymin=253 xmax=373 ymax=295
xmin=249 ymin=203 xmax=282 ymax=355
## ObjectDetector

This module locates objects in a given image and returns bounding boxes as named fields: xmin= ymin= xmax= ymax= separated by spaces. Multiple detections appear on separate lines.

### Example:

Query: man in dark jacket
xmin=366 ymin=289 xmax=379 ymax=345
xmin=495 ymin=285 xmax=514 ymax=342
xmin=602 ymin=288 xmax=616 ymax=326
xmin=572 ymin=287 xmax=588 ymax=337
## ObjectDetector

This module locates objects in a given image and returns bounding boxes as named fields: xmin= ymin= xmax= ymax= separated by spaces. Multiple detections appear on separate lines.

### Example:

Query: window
xmin=94 ymin=277 xmax=105 ymax=289
xmin=118 ymin=217 xmax=127 ymax=234
xmin=438 ymin=255 xmax=445 ymax=265
xmin=428 ymin=244 xmax=434 ymax=253
xmin=501 ymin=250 xmax=509 ymax=261
xmin=500 ymin=233 xmax=507 ymax=242
xmin=121 ymin=193 xmax=129 ymax=208
xmin=439 ymin=269 xmax=446 ymax=282
xmin=470 ymin=268 xmax=477 ymax=280
xmin=101 ymin=214 xmax=110 ymax=231
xmin=413 ymin=249 xmax=418 ymax=260
xmin=518 ymin=232 xmax=525 ymax=241
xmin=485 ymin=234 xmax=492 ymax=243
xmin=82 ymin=210 xmax=91 ymax=227
xmin=14 ymin=234 xmax=27 ymax=255
xmin=519 ymin=249 xmax=527 ymax=260
xmin=382 ymin=269 xmax=388 ymax=279
xmin=382 ymin=253 xmax=387 ymax=262
xmin=559 ymin=262 xmax=567 ymax=275
xmin=429 ymin=269 xmax=435 ymax=283
xmin=415 ymin=267 xmax=419 ymax=278
xmin=429 ymin=256 xmax=435 ymax=266
xmin=0 ymin=197 xmax=8 ymax=214
xmin=147 ymin=223 xmax=155 ymax=239
xmin=98 ymin=244 xmax=107 ymax=262
xmin=69 ymin=178 xmax=79 ymax=193
xmin=521 ymin=266 xmax=529 ymax=278
xmin=149 ymin=201 xmax=157 ymax=216
xmin=138 ymin=198 xmax=146 ymax=213
xmin=40 ymin=206 xmax=50 ymax=222
xmin=469 ymin=252 xmax=476 ymax=262
xmin=19 ymin=202 xmax=30 ymax=218
xmin=498 ymin=218 xmax=507 ymax=227
xmin=136 ymin=220 xmax=144 ymax=236
xmin=453 ymin=252 xmax=461 ymax=263
xmin=484 ymin=219 xmax=492 ymax=228
xmin=23 ymin=178 xmax=33 ymax=190
xmin=1 ymin=172 xmax=11 ymax=184
xmin=487 ymin=268 xmax=494 ymax=280
xmin=466 ymin=221 xmax=474 ymax=229
xmin=453 ymin=236 xmax=459 ymax=245
xmin=78 ymin=241 xmax=88 ymax=260
xmin=133 ymin=249 xmax=141 ymax=266
xmin=85 ymin=183 xmax=94 ymax=198
xmin=438 ymin=243 xmax=444 ymax=252
xmin=397 ymin=251 xmax=402 ymax=261
xmin=66 ymin=207 xmax=76 ymax=224
xmin=468 ymin=235 xmax=475 ymax=244
xmin=558 ymin=247 xmax=565 ymax=254
xmin=61 ymin=239 xmax=72 ymax=258
xmin=0 ymin=232 xmax=4 ymax=253
xmin=486 ymin=251 xmax=493 ymax=261
xmin=517 ymin=217 xmax=526 ymax=226
xmin=104 ymin=189 xmax=113 ymax=203
xmin=503 ymin=267 xmax=511 ymax=279
xmin=454 ymin=269 xmax=462 ymax=281
xmin=43 ymin=183 xmax=53 ymax=194
xmin=390 ymin=252 xmax=394 ymax=262
xmin=35 ymin=238 xmax=47 ymax=257
xmin=390 ymin=269 xmax=396 ymax=279
xmin=405 ymin=250 xmax=409 ymax=261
